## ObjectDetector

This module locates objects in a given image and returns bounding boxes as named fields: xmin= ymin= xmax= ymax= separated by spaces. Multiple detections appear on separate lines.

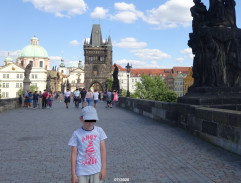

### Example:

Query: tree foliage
xmin=30 ymin=85 xmax=39 ymax=93
xmin=134 ymin=74 xmax=177 ymax=102
xmin=106 ymin=78 xmax=113 ymax=90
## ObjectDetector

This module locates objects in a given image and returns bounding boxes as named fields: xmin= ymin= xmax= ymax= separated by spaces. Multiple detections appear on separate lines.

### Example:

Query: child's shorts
xmin=78 ymin=172 xmax=102 ymax=183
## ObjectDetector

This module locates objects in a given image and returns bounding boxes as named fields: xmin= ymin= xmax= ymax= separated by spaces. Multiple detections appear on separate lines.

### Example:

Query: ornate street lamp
xmin=125 ymin=63 xmax=132 ymax=97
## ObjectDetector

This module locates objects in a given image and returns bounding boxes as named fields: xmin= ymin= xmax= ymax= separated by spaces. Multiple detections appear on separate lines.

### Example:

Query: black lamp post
xmin=125 ymin=62 xmax=132 ymax=97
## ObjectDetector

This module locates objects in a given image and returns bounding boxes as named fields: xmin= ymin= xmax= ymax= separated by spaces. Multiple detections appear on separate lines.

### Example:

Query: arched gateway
xmin=84 ymin=24 xmax=112 ymax=91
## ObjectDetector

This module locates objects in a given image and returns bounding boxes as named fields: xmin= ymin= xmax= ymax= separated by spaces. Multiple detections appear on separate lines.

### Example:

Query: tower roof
xmin=107 ymin=35 xmax=112 ymax=45
xmin=90 ymin=24 xmax=103 ymax=47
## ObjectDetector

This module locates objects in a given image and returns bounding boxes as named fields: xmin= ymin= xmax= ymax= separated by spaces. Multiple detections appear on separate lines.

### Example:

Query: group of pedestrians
xmin=105 ymin=90 xmax=118 ymax=108
xmin=22 ymin=89 xmax=54 ymax=109
xmin=63 ymin=88 xmax=119 ymax=109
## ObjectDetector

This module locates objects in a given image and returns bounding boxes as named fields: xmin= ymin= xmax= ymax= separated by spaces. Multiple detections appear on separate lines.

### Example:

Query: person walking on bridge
xmin=80 ymin=88 xmax=87 ymax=109
xmin=74 ymin=88 xmax=80 ymax=108
xmin=64 ymin=88 xmax=71 ymax=109
xmin=85 ymin=89 xmax=93 ymax=106
xmin=93 ymin=89 xmax=99 ymax=108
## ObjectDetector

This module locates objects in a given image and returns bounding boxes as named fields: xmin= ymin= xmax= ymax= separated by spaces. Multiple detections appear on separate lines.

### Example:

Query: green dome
xmin=4 ymin=56 xmax=13 ymax=62
xmin=19 ymin=36 xmax=48 ymax=58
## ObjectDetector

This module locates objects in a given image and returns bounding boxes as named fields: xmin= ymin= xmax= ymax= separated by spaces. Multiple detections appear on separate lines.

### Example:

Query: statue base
xmin=178 ymin=87 xmax=241 ymax=105
xmin=23 ymin=81 xmax=31 ymax=92
xmin=112 ymin=80 xmax=120 ymax=93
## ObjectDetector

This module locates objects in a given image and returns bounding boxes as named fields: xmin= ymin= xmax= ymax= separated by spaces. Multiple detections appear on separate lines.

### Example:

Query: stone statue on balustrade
xmin=46 ymin=74 xmax=51 ymax=92
xmin=189 ymin=0 xmax=240 ymax=87
xmin=23 ymin=63 xmax=32 ymax=92
xmin=179 ymin=0 xmax=241 ymax=105
xmin=112 ymin=64 xmax=120 ymax=92
xmin=24 ymin=63 xmax=32 ymax=82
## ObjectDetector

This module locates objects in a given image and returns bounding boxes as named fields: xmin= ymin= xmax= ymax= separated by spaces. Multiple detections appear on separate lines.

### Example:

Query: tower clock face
xmin=95 ymin=30 xmax=99 ymax=34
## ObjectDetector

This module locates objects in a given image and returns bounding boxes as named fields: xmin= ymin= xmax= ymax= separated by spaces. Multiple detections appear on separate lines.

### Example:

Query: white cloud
xmin=107 ymin=1 xmax=193 ymax=28
xmin=0 ymin=50 xmax=21 ymax=61
xmin=143 ymin=0 xmax=194 ymax=29
xmin=91 ymin=7 xmax=108 ymax=19
xmin=111 ymin=2 xmax=144 ymax=23
xmin=176 ymin=57 xmax=185 ymax=63
xmin=23 ymin=0 xmax=88 ymax=17
xmin=181 ymin=48 xmax=194 ymax=59
xmin=114 ymin=38 xmax=147 ymax=49
xmin=131 ymin=49 xmax=171 ymax=60
xmin=49 ymin=56 xmax=62 ymax=61
xmin=69 ymin=40 xmax=80 ymax=46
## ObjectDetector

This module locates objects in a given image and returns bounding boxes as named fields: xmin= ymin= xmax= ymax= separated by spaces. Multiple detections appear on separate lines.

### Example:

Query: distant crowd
xmin=19 ymin=88 xmax=119 ymax=110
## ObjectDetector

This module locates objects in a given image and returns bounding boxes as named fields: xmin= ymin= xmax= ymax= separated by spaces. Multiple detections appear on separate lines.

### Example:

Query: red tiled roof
xmin=130 ymin=68 xmax=172 ymax=77
xmin=112 ymin=64 xmax=126 ymax=71
xmin=172 ymin=67 xmax=190 ymax=74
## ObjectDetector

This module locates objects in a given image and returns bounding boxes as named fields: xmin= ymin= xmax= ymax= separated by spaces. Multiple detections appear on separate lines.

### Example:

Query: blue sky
xmin=0 ymin=0 xmax=240 ymax=69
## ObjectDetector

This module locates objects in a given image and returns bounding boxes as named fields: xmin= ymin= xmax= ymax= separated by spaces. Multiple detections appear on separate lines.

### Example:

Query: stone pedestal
xmin=112 ymin=79 xmax=120 ymax=93
xmin=23 ymin=79 xmax=31 ymax=92
xmin=178 ymin=87 xmax=241 ymax=105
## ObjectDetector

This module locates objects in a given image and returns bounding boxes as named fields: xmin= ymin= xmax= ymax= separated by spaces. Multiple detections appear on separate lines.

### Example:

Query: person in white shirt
xmin=64 ymin=88 xmax=71 ymax=109
xmin=93 ymin=90 xmax=99 ymax=108
xmin=73 ymin=88 xmax=81 ymax=108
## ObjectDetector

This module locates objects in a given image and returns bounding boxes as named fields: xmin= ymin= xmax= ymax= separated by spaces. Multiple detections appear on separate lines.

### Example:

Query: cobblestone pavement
xmin=0 ymin=100 xmax=241 ymax=183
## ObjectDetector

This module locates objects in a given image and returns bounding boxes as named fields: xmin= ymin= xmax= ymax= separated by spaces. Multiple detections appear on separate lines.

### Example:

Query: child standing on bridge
xmin=68 ymin=106 xmax=107 ymax=183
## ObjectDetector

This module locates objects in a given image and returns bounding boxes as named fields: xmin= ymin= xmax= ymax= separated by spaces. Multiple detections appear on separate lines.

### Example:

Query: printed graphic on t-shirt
xmin=82 ymin=135 xmax=98 ymax=166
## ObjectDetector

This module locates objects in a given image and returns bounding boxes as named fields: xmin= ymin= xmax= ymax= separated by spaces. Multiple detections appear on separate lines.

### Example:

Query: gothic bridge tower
xmin=84 ymin=24 xmax=112 ymax=91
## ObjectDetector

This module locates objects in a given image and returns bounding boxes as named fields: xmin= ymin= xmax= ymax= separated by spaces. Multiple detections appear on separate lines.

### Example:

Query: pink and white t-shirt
xmin=68 ymin=126 xmax=107 ymax=176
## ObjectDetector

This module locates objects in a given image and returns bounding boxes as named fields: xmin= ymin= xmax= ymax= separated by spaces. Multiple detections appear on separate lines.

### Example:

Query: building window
xmin=17 ymin=74 xmax=19 ymax=78
xmin=3 ymin=74 xmax=9 ymax=78
xmin=2 ymin=83 xmax=9 ymax=88
xmin=20 ymin=74 xmax=23 ymax=78
xmin=31 ymin=74 xmax=34 ymax=79
xmin=16 ymin=83 xmax=22 ymax=88
xmin=21 ymin=60 xmax=24 ymax=67
xmin=39 ymin=61 xmax=43 ymax=67
xmin=100 ymin=57 xmax=104 ymax=61
xmin=35 ymin=74 xmax=38 ymax=79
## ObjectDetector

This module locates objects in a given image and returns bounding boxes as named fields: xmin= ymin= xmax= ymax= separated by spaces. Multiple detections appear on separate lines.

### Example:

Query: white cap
xmin=81 ymin=106 xmax=99 ymax=121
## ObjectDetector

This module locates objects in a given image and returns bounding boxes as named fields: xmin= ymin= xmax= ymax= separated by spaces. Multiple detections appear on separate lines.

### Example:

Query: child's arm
xmin=99 ymin=140 xmax=106 ymax=180
xmin=71 ymin=146 xmax=78 ymax=183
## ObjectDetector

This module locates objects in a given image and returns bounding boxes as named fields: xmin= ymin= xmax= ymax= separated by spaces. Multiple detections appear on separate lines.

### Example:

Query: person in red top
xmin=42 ymin=90 xmax=48 ymax=109
xmin=48 ymin=91 xmax=54 ymax=109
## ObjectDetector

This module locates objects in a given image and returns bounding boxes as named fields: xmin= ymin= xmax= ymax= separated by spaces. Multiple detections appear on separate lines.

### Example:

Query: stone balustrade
xmin=0 ymin=98 xmax=21 ymax=113
xmin=118 ymin=97 xmax=241 ymax=155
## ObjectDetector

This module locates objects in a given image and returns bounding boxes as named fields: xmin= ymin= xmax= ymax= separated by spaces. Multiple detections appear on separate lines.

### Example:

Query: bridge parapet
xmin=0 ymin=98 xmax=20 ymax=113
xmin=118 ymin=97 xmax=241 ymax=155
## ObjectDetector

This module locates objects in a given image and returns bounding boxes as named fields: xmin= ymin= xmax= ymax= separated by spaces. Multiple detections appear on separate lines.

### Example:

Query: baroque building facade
xmin=0 ymin=36 xmax=49 ymax=98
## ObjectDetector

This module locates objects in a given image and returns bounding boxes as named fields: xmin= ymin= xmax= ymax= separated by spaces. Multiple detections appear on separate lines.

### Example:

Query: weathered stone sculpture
xmin=66 ymin=79 xmax=71 ymax=90
xmin=189 ymin=0 xmax=240 ymax=87
xmin=112 ymin=64 xmax=120 ymax=92
xmin=179 ymin=0 xmax=241 ymax=105
xmin=23 ymin=63 xmax=32 ymax=92
xmin=46 ymin=74 xmax=51 ymax=91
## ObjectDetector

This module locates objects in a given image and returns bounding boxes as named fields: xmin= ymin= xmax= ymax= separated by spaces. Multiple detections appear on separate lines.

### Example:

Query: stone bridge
xmin=0 ymin=100 xmax=241 ymax=183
